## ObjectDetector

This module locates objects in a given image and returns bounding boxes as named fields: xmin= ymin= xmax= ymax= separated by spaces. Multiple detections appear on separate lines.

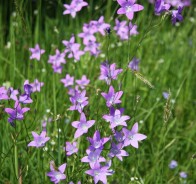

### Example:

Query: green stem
xmin=14 ymin=135 xmax=19 ymax=183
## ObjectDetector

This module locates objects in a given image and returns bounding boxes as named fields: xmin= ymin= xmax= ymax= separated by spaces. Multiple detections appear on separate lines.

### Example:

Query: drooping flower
xmin=169 ymin=160 xmax=178 ymax=169
xmin=30 ymin=79 xmax=44 ymax=92
xmin=0 ymin=86 xmax=9 ymax=100
xmin=108 ymin=142 xmax=129 ymax=161
xmin=117 ymin=0 xmax=144 ymax=20
xmin=71 ymin=112 xmax=95 ymax=138
xmin=47 ymin=161 xmax=66 ymax=183
xmin=19 ymin=81 xmax=33 ymax=104
xmin=29 ymin=44 xmax=45 ymax=61
xmin=5 ymin=101 xmax=30 ymax=126
xmin=128 ymin=57 xmax=140 ymax=71
xmin=103 ymin=108 xmax=130 ymax=129
xmin=101 ymin=86 xmax=123 ymax=107
xmin=61 ymin=74 xmax=74 ymax=88
xmin=154 ymin=0 xmax=170 ymax=15
xmin=85 ymin=162 xmax=113 ymax=184
xmin=123 ymin=122 xmax=147 ymax=148
xmin=99 ymin=62 xmax=123 ymax=85
xmin=76 ymin=75 xmax=90 ymax=89
xmin=28 ymin=130 xmax=50 ymax=148
xmin=171 ymin=6 xmax=183 ymax=25
xmin=69 ymin=90 xmax=88 ymax=113
xmin=88 ymin=130 xmax=110 ymax=151
xmin=64 ymin=142 xmax=78 ymax=156
xmin=81 ymin=149 xmax=106 ymax=168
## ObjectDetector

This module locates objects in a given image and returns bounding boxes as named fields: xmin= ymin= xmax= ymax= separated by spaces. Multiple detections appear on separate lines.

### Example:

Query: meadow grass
xmin=0 ymin=0 xmax=196 ymax=183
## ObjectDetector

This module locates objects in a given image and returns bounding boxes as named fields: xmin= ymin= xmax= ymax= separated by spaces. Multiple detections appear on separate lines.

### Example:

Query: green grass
xmin=0 ymin=0 xmax=196 ymax=183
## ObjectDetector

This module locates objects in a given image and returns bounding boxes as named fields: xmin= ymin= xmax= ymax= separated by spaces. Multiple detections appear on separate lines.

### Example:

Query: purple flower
xmin=47 ymin=161 xmax=66 ymax=184
xmin=71 ymin=112 xmax=95 ymax=138
xmin=81 ymin=149 xmax=106 ymax=168
xmin=28 ymin=130 xmax=50 ymax=148
xmin=123 ymin=122 xmax=147 ymax=148
xmin=166 ymin=0 xmax=190 ymax=7
xmin=129 ymin=22 xmax=139 ymax=36
xmin=64 ymin=142 xmax=78 ymax=156
xmin=99 ymin=62 xmax=123 ymax=85
xmin=5 ymin=101 xmax=30 ymax=125
xmin=29 ymin=44 xmax=45 ymax=61
xmin=154 ymin=0 xmax=170 ymax=15
xmin=69 ymin=90 xmax=88 ymax=113
xmin=85 ymin=162 xmax=113 ymax=184
xmin=114 ymin=19 xmax=129 ymax=40
xmin=179 ymin=171 xmax=187 ymax=178
xmin=61 ymin=74 xmax=74 ymax=88
xmin=76 ymin=75 xmax=90 ymax=89
xmin=128 ymin=57 xmax=140 ymax=71
xmin=0 ymin=86 xmax=9 ymax=100
xmin=114 ymin=130 xmax=125 ymax=143
xmin=101 ymin=86 xmax=123 ymax=107
xmin=78 ymin=26 xmax=96 ymax=45
xmin=117 ymin=0 xmax=144 ymax=20
xmin=30 ymin=79 xmax=44 ymax=92
xmin=172 ymin=6 xmax=183 ymax=25
xmin=62 ymin=35 xmax=84 ymax=61
xmin=163 ymin=92 xmax=169 ymax=99
xmin=73 ymin=0 xmax=88 ymax=11
xmin=19 ymin=81 xmax=33 ymax=104
xmin=88 ymin=130 xmax=110 ymax=151
xmin=48 ymin=49 xmax=66 ymax=73
xmin=84 ymin=41 xmax=100 ymax=56
xmin=169 ymin=160 xmax=178 ymax=169
xmin=103 ymin=108 xmax=130 ymax=129
xmin=63 ymin=3 xmax=78 ymax=18
xmin=108 ymin=142 xmax=129 ymax=161
xmin=8 ymin=87 xmax=19 ymax=101
xmin=91 ymin=16 xmax=110 ymax=36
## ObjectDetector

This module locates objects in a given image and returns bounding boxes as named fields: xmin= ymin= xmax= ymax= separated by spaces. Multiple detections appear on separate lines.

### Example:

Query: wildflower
xmin=69 ymin=90 xmax=88 ymax=113
xmin=0 ymin=86 xmax=9 ymax=100
xmin=128 ymin=57 xmax=140 ymax=71
xmin=61 ymin=74 xmax=74 ymax=88
xmin=28 ymin=131 xmax=50 ymax=148
xmin=129 ymin=22 xmax=139 ymax=36
xmin=99 ymin=62 xmax=123 ymax=85
xmin=78 ymin=26 xmax=96 ymax=45
xmin=72 ymin=112 xmax=95 ymax=138
xmin=88 ymin=130 xmax=110 ymax=151
xmin=114 ymin=130 xmax=125 ymax=143
xmin=172 ymin=6 xmax=183 ymax=25
xmin=169 ymin=160 xmax=178 ymax=169
xmin=101 ymin=86 xmax=123 ymax=107
xmin=64 ymin=142 xmax=78 ymax=156
xmin=85 ymin=162 xmax=113 ymax=184
xmin=154 ymin=0 xmax=170 ymax=15
xmin=163 ymin=92 xmax=169 ymax=99
xmin=62 ymin=35 xmax=84 ymax=61
xmin=8 ymin=87 xmax=19 ymax=101
xmin=117 ymin=0 xmax=144 ymax=20
xmin=91 ymin=16 xmax=110 ymax=35
xmin=47 ymin=161 xmax=66 ymax=183
xmin=81 ymin=149 xmax=106 ymax=168
xmin=5 ymin=101 xmax=30 ymax=125
xmin=84 ymin=41 xmax=100 ymax=56
xmin=179 ymin=171 xmax=187 ymax=178
xmin=19 ymin=81 xmax=33 ymax=104
xmin=103 ymin=108 xmax=130 ymax=129
xmin=76 ymin=75 xmax=90 ymax=89
xmin=29 ymin=44 xmax=45 ymax=61
xmin=30 ymin=79 xmax=44 ymax=92
xmin=123 ymin=122 xmax=147 ymax=148
xmin=108 ymin=142 xmax=129 ymax=161
xmin=72 ymin=0 xmax=88 ymax=11
xmin=114 ymin=19 xmax=129 ymax=40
